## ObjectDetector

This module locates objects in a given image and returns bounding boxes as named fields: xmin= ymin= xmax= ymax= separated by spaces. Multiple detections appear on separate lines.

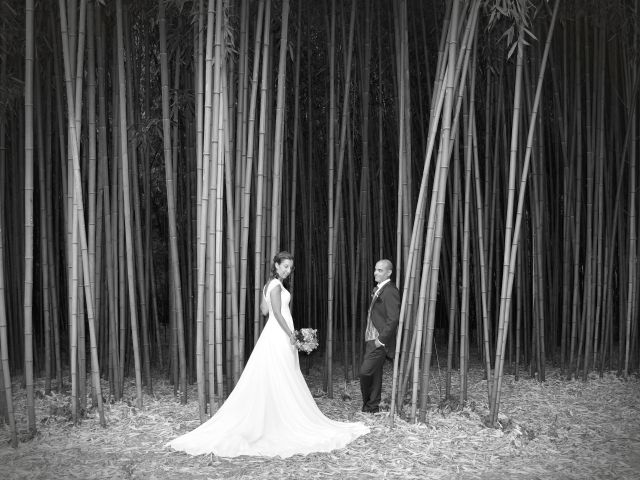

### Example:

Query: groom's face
xmin=373 ymin=261 xmax=392 ymax=284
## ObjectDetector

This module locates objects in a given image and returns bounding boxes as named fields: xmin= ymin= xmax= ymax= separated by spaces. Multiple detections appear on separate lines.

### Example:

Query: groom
xmin=359 ymin=259 xmax=400 ymax=413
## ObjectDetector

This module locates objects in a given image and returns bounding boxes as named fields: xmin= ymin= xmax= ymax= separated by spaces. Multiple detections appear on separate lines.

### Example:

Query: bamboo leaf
xmin=507 ymin=39 xmax=518 ymax=59
xmin=523 ymin=26 xmax=537 ymax=41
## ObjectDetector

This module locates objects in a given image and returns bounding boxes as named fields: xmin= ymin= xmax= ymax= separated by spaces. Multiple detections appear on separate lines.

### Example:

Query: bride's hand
xmin=289 ymin=331 xmax=297 ymax=345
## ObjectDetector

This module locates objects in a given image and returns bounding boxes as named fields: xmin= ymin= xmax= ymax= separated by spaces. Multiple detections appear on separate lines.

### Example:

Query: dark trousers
xmin=359 ymin=340 xmax=387 ymax=412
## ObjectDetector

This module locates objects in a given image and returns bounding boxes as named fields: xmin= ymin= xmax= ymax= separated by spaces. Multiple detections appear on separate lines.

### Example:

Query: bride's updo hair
xmin=270 ymin=251 xmax=294 ymax=284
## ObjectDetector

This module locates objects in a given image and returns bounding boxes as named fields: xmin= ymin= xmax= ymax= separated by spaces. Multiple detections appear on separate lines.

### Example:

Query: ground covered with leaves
xmin=1 ymin=357 xmax=639 ymax=479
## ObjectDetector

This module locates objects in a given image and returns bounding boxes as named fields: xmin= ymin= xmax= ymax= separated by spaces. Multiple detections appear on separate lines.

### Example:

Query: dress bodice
xmin=265 ymin=278 xmax=291 ymax=313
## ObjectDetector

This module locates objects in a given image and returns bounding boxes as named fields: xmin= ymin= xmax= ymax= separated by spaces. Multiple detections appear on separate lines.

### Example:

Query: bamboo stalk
xmin=489 ymin=0 xmax=560 ymax=424
xmin=115 ymin=0 xmax=143 ymax=409
xmin=0 ymin=110 xmax=17 ymax=446
xmin=239 ymin=0 xmax=265 ymax=363
xmin=24 ymin=0 xmax=36 ymax=434
xmin=269 ymin=0 xmax=290 ymax=256
xmin=253 ymin=0 xmax=272 ymax=346
xmin=159 ymin=0 xmax=187 ymax=405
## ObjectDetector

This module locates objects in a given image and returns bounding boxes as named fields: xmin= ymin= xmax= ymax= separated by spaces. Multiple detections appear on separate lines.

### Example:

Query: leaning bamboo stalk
xmin=417 ymin=0 xmax=481 ymax=421
xmin=407 ymin=18 xmax=463 ymax=422
xmin=489 ymin=28 xmax=525 ymax=420
xmin=409 ymin=150 xmax=447 ymax=423
xmin=489 ymin=0 xmax=559 ymax=425
xmin=389 ymin=13 xmax=451 ymax=427
xmin=469 ymin=111 xmax=492 ymax=397
xmin=57 ymin=0 xmax=106 ymax=426
xmin=77 ymin=207 xmax=106 ymax=426
xmin=88 ymin=5 xmax=106 ymax=406
xmin=416 ymin=0 xmax=462 ymax=423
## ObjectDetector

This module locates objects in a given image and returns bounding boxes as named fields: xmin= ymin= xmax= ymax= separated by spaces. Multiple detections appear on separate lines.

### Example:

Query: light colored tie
xmin=365 ymin=287 xmax=380 ymax=341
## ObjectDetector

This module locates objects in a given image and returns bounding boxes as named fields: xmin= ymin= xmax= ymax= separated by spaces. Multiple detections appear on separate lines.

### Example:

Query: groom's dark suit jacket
xmin=369 ymin=282 xmax=401 ymax=357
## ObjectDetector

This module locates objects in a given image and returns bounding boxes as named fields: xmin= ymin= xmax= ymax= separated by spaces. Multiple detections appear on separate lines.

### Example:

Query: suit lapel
xmin=368 ymin=283 xmax=388 ymax=320
xmin=373 ymin=282 xmax=389 ymax=302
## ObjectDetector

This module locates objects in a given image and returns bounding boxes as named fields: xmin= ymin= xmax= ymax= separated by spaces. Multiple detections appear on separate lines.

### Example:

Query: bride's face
xmin=276 ymin=259 xmax=294 ymax=279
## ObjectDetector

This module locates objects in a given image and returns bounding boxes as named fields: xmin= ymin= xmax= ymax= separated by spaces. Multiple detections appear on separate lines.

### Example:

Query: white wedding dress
xmin=166 ymin=278 xmax=369 ymax=458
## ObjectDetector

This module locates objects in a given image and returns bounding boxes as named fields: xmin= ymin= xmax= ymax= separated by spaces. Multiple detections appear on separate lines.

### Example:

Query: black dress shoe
xmin=362 ymin=407 xmax=379 ymax=414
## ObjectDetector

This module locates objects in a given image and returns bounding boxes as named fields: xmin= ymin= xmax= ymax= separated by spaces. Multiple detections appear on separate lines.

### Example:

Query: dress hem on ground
xmin=166 ymin=278 xmax=370 ymax=458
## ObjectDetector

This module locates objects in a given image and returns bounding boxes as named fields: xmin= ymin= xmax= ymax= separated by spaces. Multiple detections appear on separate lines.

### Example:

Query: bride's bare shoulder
xmin=265 ymin=278 xmax=282 ymax=293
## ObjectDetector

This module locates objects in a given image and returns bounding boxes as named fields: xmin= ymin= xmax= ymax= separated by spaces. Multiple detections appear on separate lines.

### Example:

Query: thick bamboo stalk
xmin=0 ymin=124 xmax=17 ymax=446
xmin=269 ymin=0 xmax=290 ymax=256
xmin=57 ymin=0 xmax=105 ymax=426
xmin=416 ymin=0 xmax=461 ymax=422
xmin=445 ymin=149 xmax=461 ymax=399
xmin=35 ymin=64 xmax=52 ymax=396
xmin=460 ymin=61 xmax=477 ymax=402
xmin=324 ymin=0 xmax=337 ymax=398
xmin=194 ymin=0 xmax=216 ymax=419
xmin=253 ymin=0 xmax=272 ymax=345
xmin=470 ymin=111 xmax=492 ymax=397
xmin=489 ymin=29 xmax=525 ymax=421
xmin=159 ymin=0 xmax=187 ymax=405
xmin=624 ymin=109 xmax=637 ymax=379
xmin=238 ymin=0 xmax=265 ymax=364
xmin=115 ymin=0 xmax=143 ymax=409
xmin=219 ymin=80 xmax=241 ymax=386
xmin=123 ymin=11 xmax=151 ymax=394
xmin=289 ymin=0 xmax=301 ymax=260
xmin=24 ymin=0 xmax=36 ymax=434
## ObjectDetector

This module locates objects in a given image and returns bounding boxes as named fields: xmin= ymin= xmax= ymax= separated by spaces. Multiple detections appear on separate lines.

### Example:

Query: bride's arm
xmin=269 ymin=285 xmax=296 ymax=344
xmin=259 ymin=297 xmax=268 ymax=316
xmin=260 ymin=285 xmax=269 ymax=315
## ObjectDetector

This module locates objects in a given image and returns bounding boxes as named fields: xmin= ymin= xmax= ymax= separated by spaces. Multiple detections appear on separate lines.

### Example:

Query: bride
xmin=167 ymin=251 xmax=369 ymax=458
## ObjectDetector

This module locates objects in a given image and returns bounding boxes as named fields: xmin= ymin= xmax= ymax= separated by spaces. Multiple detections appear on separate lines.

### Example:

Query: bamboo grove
xmin=0 ymin=0 xmax=639 ymax=447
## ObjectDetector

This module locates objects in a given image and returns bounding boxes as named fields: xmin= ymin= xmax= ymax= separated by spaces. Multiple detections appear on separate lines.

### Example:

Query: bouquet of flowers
xmin=294 ymin=328 xmax=319 ymax=354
